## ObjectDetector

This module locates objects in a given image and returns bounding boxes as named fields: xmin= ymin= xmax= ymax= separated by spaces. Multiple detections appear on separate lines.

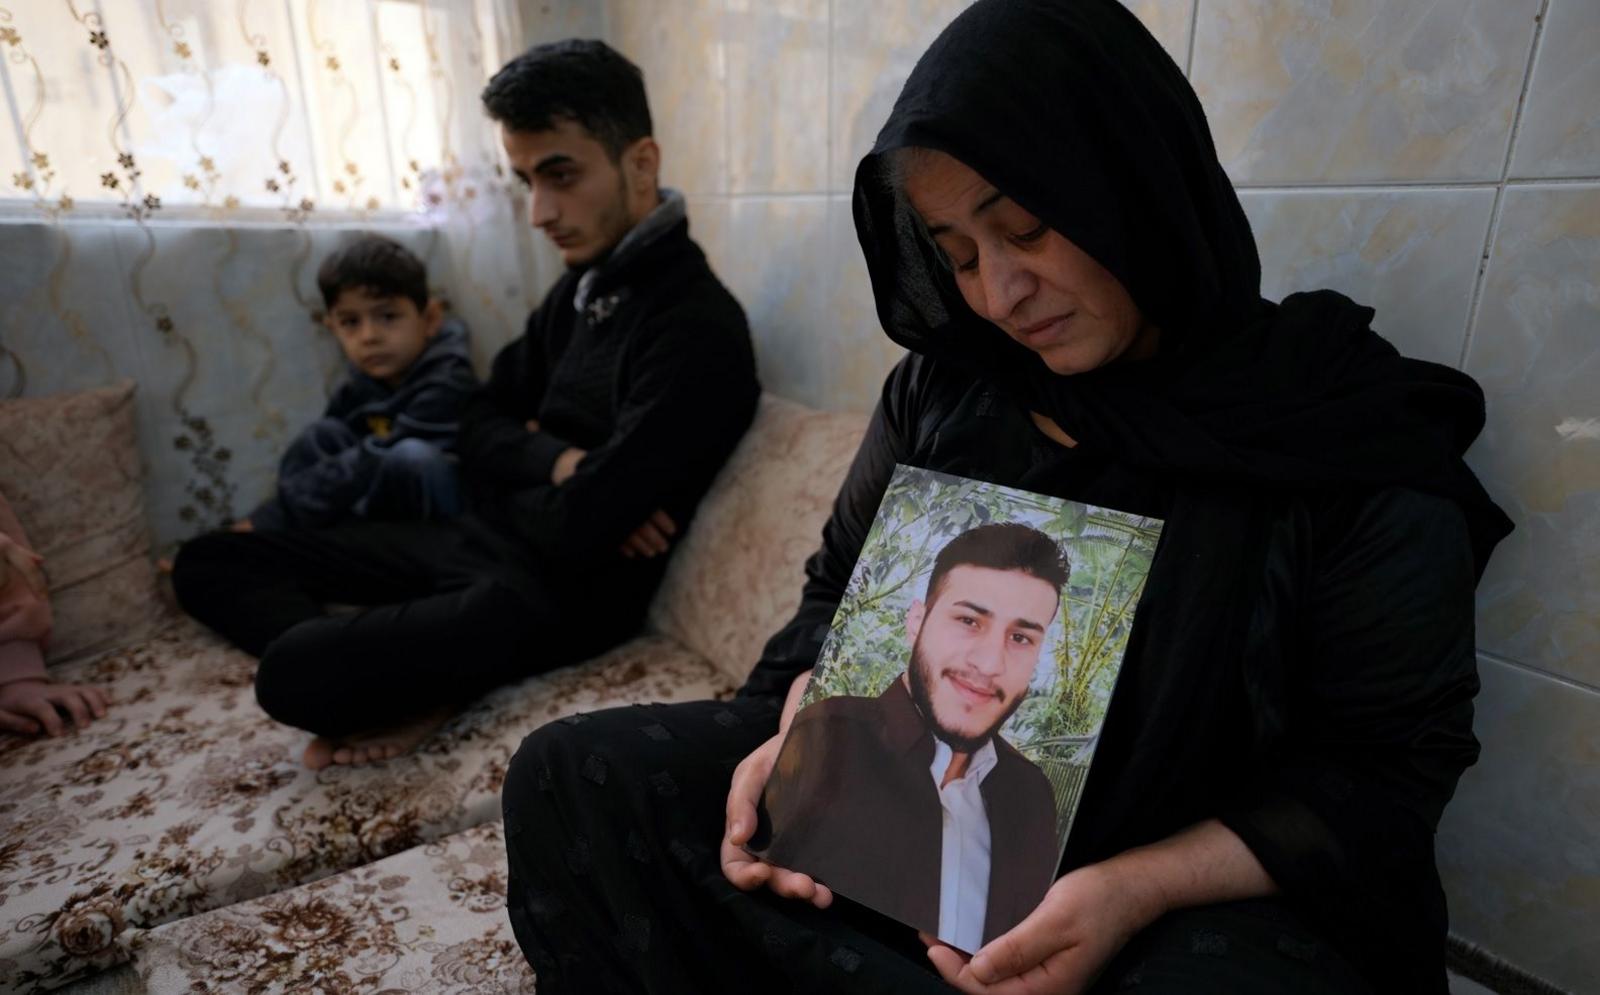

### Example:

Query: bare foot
xmin=302 ymin=707 xmax=456 ymax=770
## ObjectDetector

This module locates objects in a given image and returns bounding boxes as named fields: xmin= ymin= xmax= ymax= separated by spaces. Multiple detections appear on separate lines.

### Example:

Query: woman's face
xmin=901 ymin=148 xmax=1154 ymax=375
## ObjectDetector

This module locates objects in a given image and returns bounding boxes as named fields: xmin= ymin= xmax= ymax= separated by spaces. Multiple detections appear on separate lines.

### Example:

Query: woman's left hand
xmin=923 ymin=860 xmax=1159 ymax=995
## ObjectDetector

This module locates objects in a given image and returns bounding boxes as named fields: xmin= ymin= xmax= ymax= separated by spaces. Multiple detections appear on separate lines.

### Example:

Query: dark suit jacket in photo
xmin=758 ymin=677 xmax=1059 ymax=947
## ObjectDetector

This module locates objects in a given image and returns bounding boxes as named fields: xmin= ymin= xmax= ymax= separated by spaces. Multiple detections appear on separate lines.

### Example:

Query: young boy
xmin=245 ymin=235 xmax=479 ymax=531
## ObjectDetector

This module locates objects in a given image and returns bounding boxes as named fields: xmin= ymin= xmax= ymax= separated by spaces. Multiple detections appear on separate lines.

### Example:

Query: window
xmin=1 ymin=0 xmax=522 ymax=221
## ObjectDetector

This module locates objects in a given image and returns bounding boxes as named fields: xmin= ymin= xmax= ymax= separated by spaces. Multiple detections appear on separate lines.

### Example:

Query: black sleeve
xmin=736 ymin=355 xmax=927 ymax=699
xmin=495 ymin=305 xmax=759 ymax=561
xmin=457 ymin=319 xmax=573 ymax=486
xmin=379 ymin=380 xmax=475 ymax=451
xmin=1218 ymin=487 xmax=1480 ymax=977
xmin=271 ymin=418 xmax=369 ymax=528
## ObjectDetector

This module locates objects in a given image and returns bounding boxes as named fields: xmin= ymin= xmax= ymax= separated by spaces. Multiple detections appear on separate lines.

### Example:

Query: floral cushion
xmin=0 ymin=618 xmax=733 ymax=992
xmin=127 ymin=821 xmax=531 ymax=994
xmin=0 ymin=381 xmax=160 ymax=663
xmin=650 ymin=395 xmax=868 ymax=686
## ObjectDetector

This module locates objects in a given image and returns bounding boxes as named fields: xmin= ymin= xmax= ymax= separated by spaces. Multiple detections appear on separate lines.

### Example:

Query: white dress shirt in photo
xmin=930 ymin=736 xmax=1000 ymax=952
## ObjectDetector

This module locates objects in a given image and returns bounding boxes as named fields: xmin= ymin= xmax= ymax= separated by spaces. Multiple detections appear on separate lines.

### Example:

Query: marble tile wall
xmin=584 ymin=0 xmax=1596 ymax=986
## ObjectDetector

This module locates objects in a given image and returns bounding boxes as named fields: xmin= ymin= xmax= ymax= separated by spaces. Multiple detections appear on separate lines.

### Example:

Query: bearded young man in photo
xmin=759 ymin=524 xmax=1065 ymax=956
xmin=171 ymin=39 xmax=758 ymax=771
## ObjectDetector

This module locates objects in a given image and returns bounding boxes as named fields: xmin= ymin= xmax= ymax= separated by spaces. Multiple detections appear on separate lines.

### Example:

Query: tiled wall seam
xmin=721 ymin=0 xmax=733 ymax=197
xmin=1480 ymin=649 xmax=1600 ymax=698
xmin=1460 ymin=0 xmax=1552 ymax=370
xmin=824 ymin=0 xmax=841 ymax=202
xmin=1184 ymin=0 xmax=1199 ymax=77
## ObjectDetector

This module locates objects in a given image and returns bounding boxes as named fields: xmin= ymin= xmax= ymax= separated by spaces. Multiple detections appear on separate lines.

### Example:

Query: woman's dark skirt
xmin=502 ymin=697 xmax=1373 ymax=994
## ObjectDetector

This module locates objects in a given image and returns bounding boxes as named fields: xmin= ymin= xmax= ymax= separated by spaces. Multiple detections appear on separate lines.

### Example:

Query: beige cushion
xmin=0 ymin=381 xmax=160 ymax=662
xmin=128 ymin=821 xmax=532 ymax=994
xmin=0 ymin=620 xmax=733 ymax=989
xmin=650 ymin=395 xmax=869 ymax=686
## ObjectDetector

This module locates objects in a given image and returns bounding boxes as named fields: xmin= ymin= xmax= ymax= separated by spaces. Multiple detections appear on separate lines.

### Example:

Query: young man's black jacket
xmin=458 ymin=217 xmax=759 ymax=611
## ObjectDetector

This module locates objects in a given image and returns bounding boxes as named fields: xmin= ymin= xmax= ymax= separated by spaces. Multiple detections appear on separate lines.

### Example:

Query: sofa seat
xmin=128 ymin=821 xmax=532 ymax=994
xmin=0 ymin=619 xmax=732 ymax=991
xmin=0 ymin=395 xmax=869 ymax=992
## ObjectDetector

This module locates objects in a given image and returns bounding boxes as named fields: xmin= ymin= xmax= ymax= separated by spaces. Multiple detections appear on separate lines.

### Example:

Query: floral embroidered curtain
xmin=2 ymin=0 xmax=525 ymax=222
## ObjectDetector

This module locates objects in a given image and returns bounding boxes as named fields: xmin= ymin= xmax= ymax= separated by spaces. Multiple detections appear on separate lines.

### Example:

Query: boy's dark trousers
xmin=171 ymin=518 xmax=642 ymax=737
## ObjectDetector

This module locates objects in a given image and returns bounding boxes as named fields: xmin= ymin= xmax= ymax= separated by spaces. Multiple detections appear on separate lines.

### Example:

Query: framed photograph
xmin=754 ymin=465 xmax=1163 ymax=952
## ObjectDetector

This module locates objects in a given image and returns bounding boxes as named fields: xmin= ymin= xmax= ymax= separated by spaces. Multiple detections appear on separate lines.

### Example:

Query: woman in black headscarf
xmin=500 ymin=2 xmax=1511 ymax=992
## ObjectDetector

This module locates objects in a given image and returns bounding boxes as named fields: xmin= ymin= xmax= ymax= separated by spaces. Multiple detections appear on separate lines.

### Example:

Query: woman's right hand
xmin=720 ymin=730 xmax=835 ymax=908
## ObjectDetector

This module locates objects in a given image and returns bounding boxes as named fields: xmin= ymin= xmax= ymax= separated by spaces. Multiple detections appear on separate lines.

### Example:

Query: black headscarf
xmin=853 ymin=0 xmax=1511 ymax=572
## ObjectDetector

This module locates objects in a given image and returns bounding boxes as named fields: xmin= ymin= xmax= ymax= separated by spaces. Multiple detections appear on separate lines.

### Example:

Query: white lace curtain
xmin=2 ymin=0 xmax=526 ymax=222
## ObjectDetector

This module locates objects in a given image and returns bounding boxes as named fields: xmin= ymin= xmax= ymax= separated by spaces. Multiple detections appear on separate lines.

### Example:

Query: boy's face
xmin=325 ymin=288 xmax=441 ymax=386
xmin=502 ymin=119 xmax=659 ymax=268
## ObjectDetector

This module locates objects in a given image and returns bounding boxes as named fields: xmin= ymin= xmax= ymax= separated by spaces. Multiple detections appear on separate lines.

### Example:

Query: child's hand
xmin=0 ymin=679 xmax=108 ymax=737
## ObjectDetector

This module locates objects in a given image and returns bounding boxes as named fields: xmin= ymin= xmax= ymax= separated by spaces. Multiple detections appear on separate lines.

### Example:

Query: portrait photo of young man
xmin=756 ymin=522 xmax=1067 ymax=952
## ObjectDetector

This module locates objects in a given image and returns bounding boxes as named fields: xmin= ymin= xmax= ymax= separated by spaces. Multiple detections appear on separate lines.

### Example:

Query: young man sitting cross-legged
xmin=172 ymin=39 xmax=760 ymax=770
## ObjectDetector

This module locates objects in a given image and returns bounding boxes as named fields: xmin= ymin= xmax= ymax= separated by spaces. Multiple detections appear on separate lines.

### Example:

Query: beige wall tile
xmin=1465 ymin=186 xmax=1600 ymax=687
xmin=518 ymin=0 xmax=607 ymax=43
xmin=724 ymin=0 xmax=830 ymax=193
xmin=1509 ymin=0 xmax=1600 ymax=178
xmin=1120 ymin=0 xmax=1194 ymax=71
xmin=1238 ymin=189 xmax=1494 ymax=366
xmin=823 ymin=194 xmax=906 ymax=410
xmin=685 ymin=195 xmax=735 ymax=315
xmin=829 ymin=0 xmax=974 ymax=191
xmin=704 ymin=196 xmax=897 ymax=411
xmin=1192 ymin=0 xmax=1541 ymax=183
xmin=1437 ymin=656 xmax=1600 ymax=994
xmin=718 ymin=196 xmax=830 ymax=406
xmin=607 ymin=0 xmax=729 ymax=195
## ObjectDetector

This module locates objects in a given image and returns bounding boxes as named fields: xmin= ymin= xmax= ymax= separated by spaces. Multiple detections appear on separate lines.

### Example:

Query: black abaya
xmin=503 ymin=0 xmax=1509 ymax=990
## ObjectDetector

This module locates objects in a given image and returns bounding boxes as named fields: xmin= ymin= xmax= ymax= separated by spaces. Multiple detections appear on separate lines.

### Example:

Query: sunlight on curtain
xmin=0 ymin=0 xmax=525 ymax=221
xmin=0 ymin=1 xmax=549 ymax=541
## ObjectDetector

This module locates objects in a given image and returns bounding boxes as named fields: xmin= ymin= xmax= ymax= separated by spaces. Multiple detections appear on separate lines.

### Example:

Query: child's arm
xmin=265 ymin=370 xmax=476 ymax=528
xmin=267 ymin=419 xmax=371 ymax=529
xmin=0 ymin=496 xmax=109 ymax=737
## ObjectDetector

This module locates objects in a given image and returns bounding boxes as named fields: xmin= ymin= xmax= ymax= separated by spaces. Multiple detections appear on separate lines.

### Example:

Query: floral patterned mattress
xmin=0 ymin=619 xmax=733 ymax=992
xmin=0 ymin=396 xmax=868 ymax=993
xmin=128 ymin=821 xmax=533 ymax=994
